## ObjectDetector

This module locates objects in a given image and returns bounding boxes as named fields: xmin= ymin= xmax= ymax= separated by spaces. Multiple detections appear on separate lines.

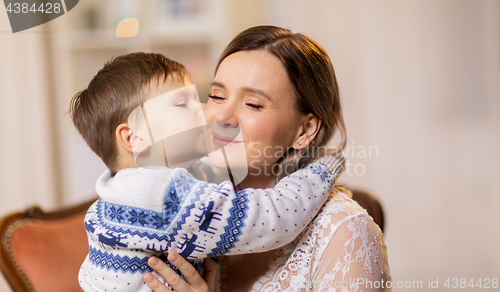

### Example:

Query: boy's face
xmin=129 ymin=76 xmax=210 ymax=168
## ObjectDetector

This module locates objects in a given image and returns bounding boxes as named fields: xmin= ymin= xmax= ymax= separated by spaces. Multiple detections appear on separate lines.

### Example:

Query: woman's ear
xmin=293 ymin=114 xmax=321 ymax=150
xmin=116 ymin=123 xmax=146 ymax=154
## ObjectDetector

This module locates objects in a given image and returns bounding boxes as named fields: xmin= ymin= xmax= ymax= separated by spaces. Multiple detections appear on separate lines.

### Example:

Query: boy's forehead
xmin=147 ymin=74 xmax=192 ymax=100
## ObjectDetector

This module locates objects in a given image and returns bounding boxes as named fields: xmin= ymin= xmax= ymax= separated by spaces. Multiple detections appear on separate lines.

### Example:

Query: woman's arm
xmin=312 ymin=214 xmax=391 ymax=291
xmin=144 ymin=253 xmax=217 ymax=292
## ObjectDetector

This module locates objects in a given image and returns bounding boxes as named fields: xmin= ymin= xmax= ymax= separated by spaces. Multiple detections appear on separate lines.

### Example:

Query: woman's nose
xmin=214 ymin=101 xmax=239 ymax=127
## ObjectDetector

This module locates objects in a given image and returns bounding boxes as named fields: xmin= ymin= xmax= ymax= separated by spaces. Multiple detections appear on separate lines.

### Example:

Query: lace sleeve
xmin=243 ymin=192 xmax=390 ymax=292
xmin=313 ymin=214 xmax=391 ymax=292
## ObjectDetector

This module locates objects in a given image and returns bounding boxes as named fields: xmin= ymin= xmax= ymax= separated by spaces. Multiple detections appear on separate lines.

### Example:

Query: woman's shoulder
xmin=315 ymin=187 xmax=371 ymax=227
xmin=304 ymin=188 xmax=390 ymax=289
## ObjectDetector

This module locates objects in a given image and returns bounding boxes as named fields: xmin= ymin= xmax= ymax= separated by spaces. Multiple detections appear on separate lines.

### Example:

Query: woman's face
xmin=204 ymin=50 xmax=308 ymax=188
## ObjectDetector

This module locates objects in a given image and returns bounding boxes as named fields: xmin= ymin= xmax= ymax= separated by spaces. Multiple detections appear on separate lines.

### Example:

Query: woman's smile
xmin=211 ymin=132 xmax=243 ymax=147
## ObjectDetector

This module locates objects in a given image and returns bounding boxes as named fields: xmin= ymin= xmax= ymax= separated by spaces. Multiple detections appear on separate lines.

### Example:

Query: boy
xmin=71 ymin=52 xmax=344 ymax=291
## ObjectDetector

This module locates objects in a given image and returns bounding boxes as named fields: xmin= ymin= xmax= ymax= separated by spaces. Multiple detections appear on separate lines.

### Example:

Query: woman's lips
xmin=212 ymin=133 xmax=243 ymax=147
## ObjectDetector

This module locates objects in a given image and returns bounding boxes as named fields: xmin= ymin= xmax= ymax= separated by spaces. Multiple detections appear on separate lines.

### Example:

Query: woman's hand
xmin=143 ymin=253 xmax=218 ymax=292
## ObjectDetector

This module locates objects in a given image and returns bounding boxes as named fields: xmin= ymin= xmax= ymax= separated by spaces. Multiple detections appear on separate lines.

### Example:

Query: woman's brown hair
xmin=216 ymin=25 xmax=347 ymax=179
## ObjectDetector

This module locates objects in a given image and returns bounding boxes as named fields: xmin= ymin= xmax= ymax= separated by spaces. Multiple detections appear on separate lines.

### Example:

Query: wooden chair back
xmin=0 ymin=199 xmax=96 ymax=292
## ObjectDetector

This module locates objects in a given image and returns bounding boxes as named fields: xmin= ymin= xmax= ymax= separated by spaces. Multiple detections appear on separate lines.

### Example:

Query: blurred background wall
xmin=1 ymin=0 xmax=499 ymax=291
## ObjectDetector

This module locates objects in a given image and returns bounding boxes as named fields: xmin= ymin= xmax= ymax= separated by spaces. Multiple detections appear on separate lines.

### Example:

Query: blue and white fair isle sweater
xmin=78 ymin=155 xmax=345 ymax=292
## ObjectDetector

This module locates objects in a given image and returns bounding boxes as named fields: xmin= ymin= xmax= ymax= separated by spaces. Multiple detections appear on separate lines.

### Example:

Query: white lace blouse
xmin=239 ymin=190 xmax=391 ymax=292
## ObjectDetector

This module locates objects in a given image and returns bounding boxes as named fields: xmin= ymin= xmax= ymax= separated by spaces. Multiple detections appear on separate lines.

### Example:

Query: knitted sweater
xmin=78 ymin=154 xmax=345 ymax=292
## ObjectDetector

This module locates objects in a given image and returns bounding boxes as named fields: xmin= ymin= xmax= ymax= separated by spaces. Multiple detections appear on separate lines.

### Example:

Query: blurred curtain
xmin=0 ymin=12 xmax=60 ymax=215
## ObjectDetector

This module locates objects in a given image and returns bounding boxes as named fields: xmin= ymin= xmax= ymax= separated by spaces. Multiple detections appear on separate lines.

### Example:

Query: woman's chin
xmin=208 ymin=148 xmax=248 ymax=185
xmin=207 ymin=151 xmax=226 ymax=169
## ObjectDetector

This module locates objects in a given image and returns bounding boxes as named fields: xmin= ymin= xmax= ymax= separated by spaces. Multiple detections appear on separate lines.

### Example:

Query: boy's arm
xmin=167 ymin=153 xmax=345 ymax=259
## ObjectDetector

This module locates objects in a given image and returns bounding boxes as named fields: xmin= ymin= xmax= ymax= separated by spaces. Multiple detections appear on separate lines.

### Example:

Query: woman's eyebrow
xmin=211 ymin=81 xmax=272 ymax=101
xmin=242 ymin=87 xmax=272 ymax=101
xmin=210 ymin=81 xmax=225 ymax=88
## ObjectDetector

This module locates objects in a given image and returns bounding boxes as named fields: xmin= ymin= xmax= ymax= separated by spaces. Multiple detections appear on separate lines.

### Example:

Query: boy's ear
xmin=293 ymin=114 xmax=322 ymax=150
xmin=116 ymin=123 xmax=146 ymax=153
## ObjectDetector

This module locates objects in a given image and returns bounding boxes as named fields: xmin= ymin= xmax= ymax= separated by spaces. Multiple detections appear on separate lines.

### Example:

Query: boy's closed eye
xmin=170 ymin=93 xmax=187 ymax=107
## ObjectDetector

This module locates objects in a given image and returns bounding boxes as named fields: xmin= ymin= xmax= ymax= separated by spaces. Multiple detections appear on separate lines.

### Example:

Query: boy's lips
xmin=212 ymin=133 xmax=243 ymax=147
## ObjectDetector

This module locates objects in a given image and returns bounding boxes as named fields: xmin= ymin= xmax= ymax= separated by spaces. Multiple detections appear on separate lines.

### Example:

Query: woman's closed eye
xmin=246 ymin=102 xmax=263 ymax=109
xmin=209 ymin=94 xmax=263 ymax=109
xmin=175 ymin=102 xmax=187 ymax=107
xmin=208 ymin=94 xmax=225 ymax=101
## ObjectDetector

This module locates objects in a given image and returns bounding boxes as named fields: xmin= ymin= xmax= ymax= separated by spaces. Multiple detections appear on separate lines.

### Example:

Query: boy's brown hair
xmin=69 ymin=52 xmax=189 ymax=172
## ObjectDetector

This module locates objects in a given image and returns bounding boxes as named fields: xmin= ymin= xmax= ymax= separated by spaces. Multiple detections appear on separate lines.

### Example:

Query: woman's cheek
xmin=247 ymin=141 xmax=262 ymax=159
xmin=241 ymin=113 xmax=277 ymax=138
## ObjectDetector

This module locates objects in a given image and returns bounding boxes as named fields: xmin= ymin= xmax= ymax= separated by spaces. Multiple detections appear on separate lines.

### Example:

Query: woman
xmin=144 ymin=25 xmax=390 ymax=292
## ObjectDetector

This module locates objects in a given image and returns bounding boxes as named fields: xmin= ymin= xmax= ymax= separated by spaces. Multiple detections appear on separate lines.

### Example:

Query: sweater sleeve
xmin=166 ymin=154 xmax=345 ymax=259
